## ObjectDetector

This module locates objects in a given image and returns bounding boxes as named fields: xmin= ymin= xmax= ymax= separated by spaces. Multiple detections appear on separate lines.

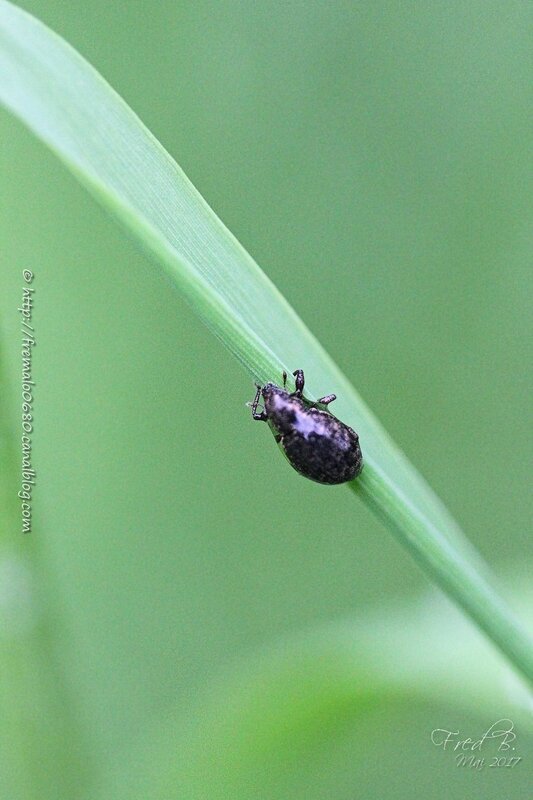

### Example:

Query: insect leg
xmin=317 ymin=393 xmax=336 ymax=406
xmin=250 ymin=384 xmax=267 ymax=421
xmin=292 ymin=369 xmax=305 ymax=397
xmin=282 ymin=370 xmax=288 ymax=387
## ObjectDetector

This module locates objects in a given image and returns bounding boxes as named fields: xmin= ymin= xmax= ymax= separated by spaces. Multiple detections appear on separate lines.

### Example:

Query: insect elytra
xmin=249 ymin=369 xmax=363 ymax=485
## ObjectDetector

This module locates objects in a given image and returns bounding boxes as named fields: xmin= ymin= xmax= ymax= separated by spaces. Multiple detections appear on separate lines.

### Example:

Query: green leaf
xmin=0 ymin=0 xmax=531 ymax=685
xmin=98 ymin=586 xmax=533 ymax=800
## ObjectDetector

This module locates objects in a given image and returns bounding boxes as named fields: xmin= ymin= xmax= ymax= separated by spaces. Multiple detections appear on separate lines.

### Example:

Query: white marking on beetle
xmin=293 ymin=410 xmax=328 ymax=439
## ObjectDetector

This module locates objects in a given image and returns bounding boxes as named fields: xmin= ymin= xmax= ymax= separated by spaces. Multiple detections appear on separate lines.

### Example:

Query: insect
xmin=249 ymin=369 xmax=363 ymax=485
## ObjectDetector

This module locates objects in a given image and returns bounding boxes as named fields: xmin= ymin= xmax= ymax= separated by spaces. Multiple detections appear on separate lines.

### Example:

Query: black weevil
xmin=249 ymin=369 xmax=363 ymax=485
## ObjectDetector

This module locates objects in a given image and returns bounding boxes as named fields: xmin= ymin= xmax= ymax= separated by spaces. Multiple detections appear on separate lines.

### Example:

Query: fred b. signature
xmin=430 ymin=719 xmax=522 ymax=771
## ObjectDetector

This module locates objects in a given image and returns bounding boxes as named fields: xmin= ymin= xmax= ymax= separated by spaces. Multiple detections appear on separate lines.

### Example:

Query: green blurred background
xmin=1 ymin=1 xmax=532 ymax=798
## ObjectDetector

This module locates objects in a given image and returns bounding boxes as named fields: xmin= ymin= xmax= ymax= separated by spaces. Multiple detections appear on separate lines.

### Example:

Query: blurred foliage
xmin=1 ymin=1 xmax=531 ymax=798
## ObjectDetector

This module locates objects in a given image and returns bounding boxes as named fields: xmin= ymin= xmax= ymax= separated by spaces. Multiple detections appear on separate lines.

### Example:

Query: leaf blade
xmin=1 ymin=0 xmax=531 ymax=684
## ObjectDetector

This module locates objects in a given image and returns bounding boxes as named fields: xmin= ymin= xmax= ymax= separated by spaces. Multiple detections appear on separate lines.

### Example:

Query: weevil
xmin=249 ymin=369 xmax=363 ymax=485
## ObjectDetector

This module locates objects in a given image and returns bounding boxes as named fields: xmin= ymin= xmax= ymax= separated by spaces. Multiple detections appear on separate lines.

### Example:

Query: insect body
xmin=249 ymin=369 xmax=363 ymax=485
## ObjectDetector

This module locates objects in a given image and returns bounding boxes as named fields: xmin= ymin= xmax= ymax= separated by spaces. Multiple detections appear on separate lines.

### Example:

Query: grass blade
xmin=0 ymin=0 xmax=531 ymax=684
